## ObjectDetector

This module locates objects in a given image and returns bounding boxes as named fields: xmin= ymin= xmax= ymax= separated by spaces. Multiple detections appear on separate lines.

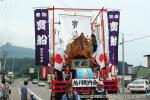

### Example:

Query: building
xmin=132 ymin=66 xmax=150 ymax=81
xmin=128 ymin=64 xmax=133 ymax=75
xmin=144 ymin=54 xmax=150 ymax=68
xmin=117 ymin=62 xmax=133 ymax=86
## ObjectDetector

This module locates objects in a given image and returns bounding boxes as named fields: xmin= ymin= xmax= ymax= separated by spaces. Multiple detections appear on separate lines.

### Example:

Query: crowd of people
xmin=49 ymin=62 xmax=110 ymax=100
xmin=60 ymin=81 xmax=108 ymax=100
xmin=0 ymin=74 xmax=37 ymax=100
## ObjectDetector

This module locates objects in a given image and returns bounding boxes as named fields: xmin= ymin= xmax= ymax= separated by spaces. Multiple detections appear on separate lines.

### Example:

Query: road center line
xmin=27 ymin=88 xmax=42 ymax=100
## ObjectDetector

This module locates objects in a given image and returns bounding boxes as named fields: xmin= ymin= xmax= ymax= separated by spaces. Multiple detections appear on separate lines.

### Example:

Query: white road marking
xmin=18 ymin=88 xmax=21 ymax=96
xmin=27 ymin=88 xmax=42 ymax=100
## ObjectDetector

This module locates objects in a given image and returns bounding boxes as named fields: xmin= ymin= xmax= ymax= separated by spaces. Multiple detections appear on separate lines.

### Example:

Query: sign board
xmin=72 ymin=79 xmax=98 ymax=87
xmin=29 ymin=68 xmax=34 ymax=73
xmin=72 ymin=59 xmax=90 ymax=68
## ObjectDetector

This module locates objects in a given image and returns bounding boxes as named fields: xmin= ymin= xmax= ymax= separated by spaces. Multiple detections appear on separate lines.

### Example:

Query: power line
xmin=119 ymin=34 xmax=150 ymax=44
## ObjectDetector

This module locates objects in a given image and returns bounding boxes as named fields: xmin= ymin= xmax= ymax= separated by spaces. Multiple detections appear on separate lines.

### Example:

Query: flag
xmin=60 ymin=15 xmax=92 ymax=47
xmin=107 ymin=11 xmax=120 ymax=65
xmin=95 ymin=44 xmax=108 ymax=69
xmin=54 ymin=38 xmax=64 ymax=71
xmin=94 ymin=21 xmax=108 ymax=69
xmin=34 ymin=9 xmax=49 ymax=66
xmin=54 ymin=49 xmax=64 ymax=71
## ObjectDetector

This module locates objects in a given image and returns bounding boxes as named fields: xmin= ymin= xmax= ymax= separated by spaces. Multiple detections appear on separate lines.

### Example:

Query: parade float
xmin=34 ymin=6 xmax=120 ymax=99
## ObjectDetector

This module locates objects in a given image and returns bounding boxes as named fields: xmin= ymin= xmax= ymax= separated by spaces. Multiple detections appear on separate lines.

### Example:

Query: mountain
xmin=0 ymin=43 xmax=35 ymax=58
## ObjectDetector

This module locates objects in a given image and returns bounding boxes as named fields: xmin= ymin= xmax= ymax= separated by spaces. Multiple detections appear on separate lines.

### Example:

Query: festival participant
xmin=61 ymin=83 xmax=80 ymax=100
xmin=91 ymin=81 xmax=108 ymax=100
xmin=63 ymin=65 xmax=72 ymax=81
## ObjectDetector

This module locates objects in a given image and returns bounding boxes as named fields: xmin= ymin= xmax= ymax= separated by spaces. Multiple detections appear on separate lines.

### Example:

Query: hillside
xmin=0 ymin=43 xmax=35 ymax=58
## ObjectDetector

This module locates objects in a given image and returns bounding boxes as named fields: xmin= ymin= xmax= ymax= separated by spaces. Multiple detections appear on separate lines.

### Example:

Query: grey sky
xmin=0 ymin=0 xmax=150 ymax=66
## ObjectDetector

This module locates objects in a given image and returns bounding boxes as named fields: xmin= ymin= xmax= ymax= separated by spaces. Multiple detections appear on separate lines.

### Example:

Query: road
xmin=10 ymin=79 xmax=51 ymax=100
xmin=9 ymin=79 xmax=150 ymax=100
xmin=109 ymin=87 xmax=150 ymax=100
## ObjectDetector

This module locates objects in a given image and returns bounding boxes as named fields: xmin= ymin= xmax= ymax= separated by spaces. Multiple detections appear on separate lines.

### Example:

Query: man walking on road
xmin=21 ymin=80 xmax=28 ymax=100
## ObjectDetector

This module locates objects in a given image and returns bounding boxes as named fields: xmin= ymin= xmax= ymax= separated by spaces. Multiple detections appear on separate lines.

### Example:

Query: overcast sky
xmin=0 ymin=0 xmax=150 ymax=67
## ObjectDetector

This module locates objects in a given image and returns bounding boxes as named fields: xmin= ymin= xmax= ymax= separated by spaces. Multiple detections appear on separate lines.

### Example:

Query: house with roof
xmin=144 ymin=54 xmax=150 ymax=68
xmin=132 ymin=66 xmax=150 ymax=81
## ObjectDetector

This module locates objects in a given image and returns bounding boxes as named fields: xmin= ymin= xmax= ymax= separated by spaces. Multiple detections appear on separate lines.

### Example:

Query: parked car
xmin=38 ymin=81 xmax=46 ymax=87
xmin=127 ymin=79 xmax=150 ymax=93
xmin=32 ymin=79 xmax=38 ymax=84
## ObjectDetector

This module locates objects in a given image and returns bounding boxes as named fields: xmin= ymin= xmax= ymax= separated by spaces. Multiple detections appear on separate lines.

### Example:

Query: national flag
xmin=95 ymin=44 xmax=108 ymax=69
xmin=54 ymin=38 xmax=64 ymax=71
xmin=54 ymin=48 xmax=64 ymax=71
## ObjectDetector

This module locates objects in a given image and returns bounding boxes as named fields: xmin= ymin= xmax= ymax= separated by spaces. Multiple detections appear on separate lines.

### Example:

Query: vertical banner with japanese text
xmin=107 ymin=11 xmax=120 ymax=65
xmin=34 ymin=9 xmax=49 ymax=66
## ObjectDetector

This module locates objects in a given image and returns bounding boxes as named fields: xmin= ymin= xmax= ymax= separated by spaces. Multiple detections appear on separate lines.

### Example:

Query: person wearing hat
xmin=91 ymin=81 xmax=108 ymax=100
xmin=61 ymin=83 xmax=80 ymax=100
xmin=63 ymin=64 xmax=72 ymax=81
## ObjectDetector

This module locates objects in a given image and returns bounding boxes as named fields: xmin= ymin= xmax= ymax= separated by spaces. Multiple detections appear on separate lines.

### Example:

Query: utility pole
xmin=12 ymin=56 xmax=14 ymax=73
xmin=122 ymin=33 xmax=125 ymax=96
xmin=38 ymin=67 xmax=40 ymax=81
xmin=3 ymin=52 xmax=7 ymax=70
xmin=0 ymin=61 xmax=1 ymax=71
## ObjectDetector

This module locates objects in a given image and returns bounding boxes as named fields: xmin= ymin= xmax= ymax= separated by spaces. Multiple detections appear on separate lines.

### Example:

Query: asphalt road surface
xmin=9 ymin=79 xmax=150 ymax=100
xmin=10 ymin=79 xmax=51 ymax=100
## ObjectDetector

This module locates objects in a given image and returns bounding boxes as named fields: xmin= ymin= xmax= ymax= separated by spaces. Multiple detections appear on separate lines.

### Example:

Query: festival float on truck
xmin=34 ymin=6 xmax=120 ymax=99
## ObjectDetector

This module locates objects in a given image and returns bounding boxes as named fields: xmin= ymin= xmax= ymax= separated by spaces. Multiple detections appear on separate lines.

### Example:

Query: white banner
xmin=29 ymin=68 xmax=34 ymax=73
xmin=72 ymin=79 xmax=98 ymax=87
xmin=60 ymin=15 xmax=92 ymax=47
